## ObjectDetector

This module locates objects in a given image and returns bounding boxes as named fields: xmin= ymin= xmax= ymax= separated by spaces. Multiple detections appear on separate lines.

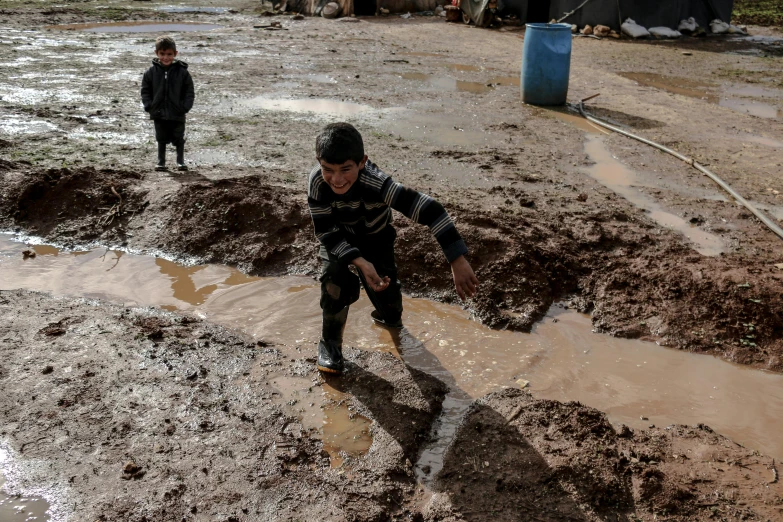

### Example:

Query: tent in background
xmin=498 ymin=0 xmax=734 ymax=30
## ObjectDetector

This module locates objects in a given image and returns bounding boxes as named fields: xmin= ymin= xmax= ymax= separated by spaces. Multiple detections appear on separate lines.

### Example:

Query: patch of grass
xmin=732 ymin=0 xmax=783 ymax=26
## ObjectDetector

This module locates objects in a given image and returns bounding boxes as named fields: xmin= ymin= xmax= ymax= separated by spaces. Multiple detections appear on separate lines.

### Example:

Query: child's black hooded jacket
xmin=140 ymin=58 xmax=194 ymax=122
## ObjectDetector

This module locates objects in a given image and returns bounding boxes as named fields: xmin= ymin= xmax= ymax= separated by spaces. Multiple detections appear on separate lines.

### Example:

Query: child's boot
xmin=176 ymin=142 xmax=188 ymax=171
xmin=317 ymin=306 xmax=347 ymax=374
xmin=155 ymin=142 xmax=167 ymax=171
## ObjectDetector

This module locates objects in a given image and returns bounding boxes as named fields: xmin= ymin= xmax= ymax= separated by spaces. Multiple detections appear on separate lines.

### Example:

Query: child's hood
xmin=151 ymin=58 xmax=189 ymax=69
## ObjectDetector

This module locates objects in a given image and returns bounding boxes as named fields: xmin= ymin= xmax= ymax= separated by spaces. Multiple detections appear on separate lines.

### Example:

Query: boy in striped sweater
xmin=308 ymin=123 xmax=478 ymax=374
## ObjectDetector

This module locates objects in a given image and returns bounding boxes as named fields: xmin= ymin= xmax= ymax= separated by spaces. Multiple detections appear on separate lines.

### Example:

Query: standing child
xmin=140 ymin=36 xmax=194 ymax=172
xmin=308 ymin=122 xmax=479 ymax=374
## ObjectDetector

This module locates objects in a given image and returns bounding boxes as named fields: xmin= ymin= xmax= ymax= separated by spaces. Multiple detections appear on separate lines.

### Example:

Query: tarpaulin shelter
xmin=495 ymin=0 xmax=734 ymax=30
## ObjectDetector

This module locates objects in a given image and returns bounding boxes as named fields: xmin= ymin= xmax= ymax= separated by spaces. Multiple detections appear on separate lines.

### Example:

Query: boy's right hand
xmin=351 ymin=257 xmax=390 ymax=292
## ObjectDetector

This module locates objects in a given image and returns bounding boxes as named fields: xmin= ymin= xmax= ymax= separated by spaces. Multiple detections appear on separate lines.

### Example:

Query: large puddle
xmin=619 ymin=72 xmax=780 ymax=119
xmin=2 ymin=235 xmax=783 ymax=493
xmin=583 ymin=135 xmax=726 ymax=256
xmin=45 ymin=22 xmax=222 ymax=33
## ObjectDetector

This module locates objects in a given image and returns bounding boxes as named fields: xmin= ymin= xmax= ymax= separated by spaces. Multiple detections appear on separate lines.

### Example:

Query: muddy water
xmin=0 ymin=449 xmax=50 ymax=522
xmin=2 ymin=236 xmax=783 ymax=481
xmin=401 ymin=73 xmax=493 ymax=94
xmin=240 ymin=97 xmax=375 ymax=116
xmin=45 ymin=22 xmax=222 ymax=33
xmin=619 ymin=72 xmax=780 ymax=119
xmin=583 ymin=135 xmax=726 ymax=256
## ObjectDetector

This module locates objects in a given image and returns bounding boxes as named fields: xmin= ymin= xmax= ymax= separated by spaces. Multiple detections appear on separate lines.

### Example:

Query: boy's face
xmin=319 ymin=156 xmax=367 ymax=195
xmin=156 ymin=48 xmax=178 ymax=66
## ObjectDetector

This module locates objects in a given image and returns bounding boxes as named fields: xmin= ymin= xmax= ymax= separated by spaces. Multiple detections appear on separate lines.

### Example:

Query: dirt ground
xmin=1 ymin=1 xmax=783 ymax=520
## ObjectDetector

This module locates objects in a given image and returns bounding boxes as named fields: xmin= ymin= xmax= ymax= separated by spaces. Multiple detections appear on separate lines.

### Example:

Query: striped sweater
xmin=307 ymin=160 xmax=468 ymax=264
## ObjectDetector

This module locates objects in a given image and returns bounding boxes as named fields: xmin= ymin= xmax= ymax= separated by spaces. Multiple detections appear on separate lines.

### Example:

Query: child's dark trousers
xmin=319 ymin=230 xmax=403 ymax=343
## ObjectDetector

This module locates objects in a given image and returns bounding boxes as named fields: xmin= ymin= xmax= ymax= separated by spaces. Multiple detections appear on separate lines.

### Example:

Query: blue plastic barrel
xmin=520 ymin=23 xmax=572 ymax=106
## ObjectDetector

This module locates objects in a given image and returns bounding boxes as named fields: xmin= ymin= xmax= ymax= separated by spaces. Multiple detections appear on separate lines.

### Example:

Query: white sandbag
xmin=710 ymin=19 xmax=729 ymax=34
xmin=678 ymin=17 xmax=697 ymax=33
xmin=321 ymin=1 xmax=340 ymax=18
xmin=621 ymin=18 xmax=650 ymax=39
xmin=649 ymin=26 xmax=682 ymax=38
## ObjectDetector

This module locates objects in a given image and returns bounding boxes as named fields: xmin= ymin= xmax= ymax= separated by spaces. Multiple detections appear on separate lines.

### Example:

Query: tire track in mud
xmin=1 ymin=164 xmax=780 ymax=372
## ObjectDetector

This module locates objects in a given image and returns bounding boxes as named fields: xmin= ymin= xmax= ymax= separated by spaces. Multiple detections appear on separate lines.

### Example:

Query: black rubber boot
xmin=317 ymin=306 xmax=348 ymax=374
xmin=176 ymin=142 xmax=187 ymax=171
xmin=371 ymin=309 xmax=403 ymax=329
xmin=156 ymin=142 xmax=167 ymax=171
xmin=317 ymin=339 xmax=344 ymax=374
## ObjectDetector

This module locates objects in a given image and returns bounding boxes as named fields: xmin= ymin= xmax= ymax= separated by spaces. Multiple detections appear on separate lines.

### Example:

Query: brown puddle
xmin=583 ymin=135 xmax=726 ymax=256
xmin=619 ymin=72 xmax=780 ymax=119
xmin=45 ymin=22 xmax=222 ymax=33
xmin=740 ymin=134 xmax=783 ymax=148
xmin=545 ymin=109 xmax=610 ymax=135
xmin=240 ymin=97 xmax=374 ymax=116
xmin=400 ymin=73 xmax=493 ymax=94
xmin=619 ymin=72 xmax=718 ymax=103
xmin=0 ymin=462 xmax=50 ymax=522
xmin=3 ymin=235 xmax=783 ymax=482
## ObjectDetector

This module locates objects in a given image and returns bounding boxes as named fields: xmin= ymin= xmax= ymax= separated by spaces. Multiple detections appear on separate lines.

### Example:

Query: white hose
xmin=576 ymin=100 xmax=783 ymax=242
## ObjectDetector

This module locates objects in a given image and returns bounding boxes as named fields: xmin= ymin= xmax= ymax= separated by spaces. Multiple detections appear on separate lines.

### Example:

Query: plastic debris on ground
xmin=649 ymin=26 xmax=681 ymax=38
xmin=621 ymin=18 xmax=650 ymax=39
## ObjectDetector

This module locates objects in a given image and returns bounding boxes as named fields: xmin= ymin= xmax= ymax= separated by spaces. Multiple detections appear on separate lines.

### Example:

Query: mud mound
xmin=0 ymin=166 xmax=147 ymax=241
xmin=1 ymin=168 xmax=782 ymax=371
xmin=0 ymin=290 xmax=447 ymax=521
xmin=430 ymin=388 xmax=783 ymax=521
xmin=161 ymin=177 xmax=318 ymax=274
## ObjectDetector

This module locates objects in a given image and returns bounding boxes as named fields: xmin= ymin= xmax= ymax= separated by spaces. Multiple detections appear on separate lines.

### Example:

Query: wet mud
xmin=2 ymin=4 xmax=783 ymax=520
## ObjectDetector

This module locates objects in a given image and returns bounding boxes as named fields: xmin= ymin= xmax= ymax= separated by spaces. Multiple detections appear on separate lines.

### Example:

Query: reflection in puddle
xmin=401 ymin=73 xmax=493 ymax=94
xmin=584 ymin=135 xmax=725 ymax=256
xmin=240 ymin=97 xmax=374 ymax=116
xmin=3 ymin=235 xmax=783 ymax=482
xmin=619 ymin=71 xmax=780 ymax=119
xmin=45 ymin=22 xmax=222 ymax=33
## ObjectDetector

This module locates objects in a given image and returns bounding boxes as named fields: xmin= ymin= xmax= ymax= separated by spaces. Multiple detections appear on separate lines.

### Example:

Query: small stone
xmin=41 ymin=365 xmax=54 ymax=375
xmin=292 ymin=14 xmax=304 ymax=20
xmin=571 ymin=24 xmax=577 ymax=33
xmin=576 ymin=193 xmax=588 ymax=202
xmin=682 ymin=51 xmax=693 ymax=56
xmin=516 ymin=379 xmax=530 ymax=389
xmin=593 ymin=24 xmax=611 ymax=37
xmin=421 ymin=465 xmax=432 ymax=474
xmin=640 ymin=416 xmax=649 ymax=421
xmin=775 ymin=263 xmax=783 ymax=270
xmin=483 ymin=461 xmax=489 ymax=467
xmin=22 ymin=250 xmax=36 ymax=259
xmin=581 ymin=24 xmax=593 ymax=35
xmin=321 ymin=2 xmax=340 ymax=18
xmin=123 ymin=461 xmax=140 ymax=474
xmin=379 ymin=7 xmax=389 ymax=14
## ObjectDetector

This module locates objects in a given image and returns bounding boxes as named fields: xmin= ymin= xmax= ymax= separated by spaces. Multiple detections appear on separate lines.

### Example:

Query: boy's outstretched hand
xmin=451 ymin=255 xmax=478 ymax=301
xmin=352 ymin=257 xmax=391 ymax=292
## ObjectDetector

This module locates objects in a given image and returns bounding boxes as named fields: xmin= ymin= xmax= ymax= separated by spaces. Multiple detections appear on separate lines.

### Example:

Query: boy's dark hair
xmin=316 ymin=123 xmax=365 ymax=165
xmin=155 ymin=36 xmax=177 ymax=52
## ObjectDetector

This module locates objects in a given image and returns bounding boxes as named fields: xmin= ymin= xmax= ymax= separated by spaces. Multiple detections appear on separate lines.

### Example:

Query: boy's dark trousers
xmin=154 ymin=119 xmax=186 ymax=165
xmin=319 ymin=231 xmax=403 ymax=346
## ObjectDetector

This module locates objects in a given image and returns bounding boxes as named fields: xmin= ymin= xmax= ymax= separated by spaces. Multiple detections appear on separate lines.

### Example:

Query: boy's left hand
xmin=450 ymin=255 xmax=478 ymax=301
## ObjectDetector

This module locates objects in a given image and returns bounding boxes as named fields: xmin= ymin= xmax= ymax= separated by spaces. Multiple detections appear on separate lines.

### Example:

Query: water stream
xmin=2 ymin=235 xmax=783 ymax=513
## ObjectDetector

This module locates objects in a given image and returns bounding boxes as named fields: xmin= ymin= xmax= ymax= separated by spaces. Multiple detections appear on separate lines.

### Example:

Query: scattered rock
xmin=516 ymin=378 xmax=530 ymax=388
xmin=292 ymin=14 xmax=304 ymax=20
xmin=41 ymin=365 xmax=54 ymax=375
xmin=593 ymin=24 xmax=611 ymax=37
xmin=581 ymin=24 xmax=593 ymax=35
xmin=22 ymin=249 xmax=36 ymax=259
xmin=576 ymin=193 xmax=588 ymax=202
xmin=571 ymin=24 xmax=577 ymax=33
